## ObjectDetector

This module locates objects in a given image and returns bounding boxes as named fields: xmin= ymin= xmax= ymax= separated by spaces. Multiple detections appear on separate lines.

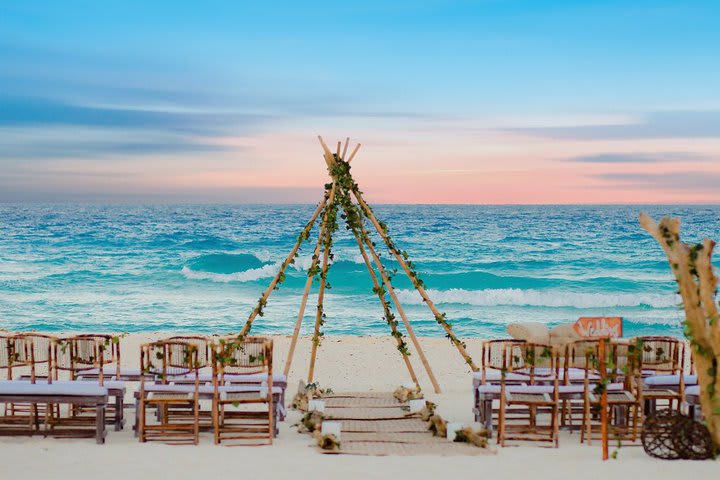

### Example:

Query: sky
xmin=1 ymin=1 xmax=719 ymax=204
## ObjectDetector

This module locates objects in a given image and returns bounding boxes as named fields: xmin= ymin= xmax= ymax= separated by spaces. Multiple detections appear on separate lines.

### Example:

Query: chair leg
xmin=498 ymin=399 xmax=506 ymax=447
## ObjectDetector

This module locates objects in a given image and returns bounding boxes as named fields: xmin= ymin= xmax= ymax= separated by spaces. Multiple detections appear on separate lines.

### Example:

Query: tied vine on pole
xmin=238 ymin=187 xmax=331 ymax=340
xmin=640 ymin=213 xmax=720 ymax=450
xmin=332 ymin=161 xmax=410 ymax=357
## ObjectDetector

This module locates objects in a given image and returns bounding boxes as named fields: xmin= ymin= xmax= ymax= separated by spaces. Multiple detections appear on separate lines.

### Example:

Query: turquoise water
xmin=1 ymin=204 xmax=718 ymax=338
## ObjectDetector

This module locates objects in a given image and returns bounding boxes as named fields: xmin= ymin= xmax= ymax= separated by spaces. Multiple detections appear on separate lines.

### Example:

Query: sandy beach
xmin=1 ymin=333 xmax=716 ymax=480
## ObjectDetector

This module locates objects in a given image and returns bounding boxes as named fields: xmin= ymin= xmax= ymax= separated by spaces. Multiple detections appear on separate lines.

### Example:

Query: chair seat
xmin=20 ymin=379 xmax=126 ymax=393
xmin=175 ymin=373 xmax=287 ymax=384
xmin=643 ymin=374 xmax=698 ymax=387
xmin=506 ymin=392 xmax=553 ymax=404
xmin=142 ymin=384 xmax=283 ymax=396
xmin=147 ymin=392 xmax=194 ymax=401
xmin=643 ymin=389 xmax=681 ymax=398
xmin=0 ymin=380 xmax=107 ymax=397
xmin=684 ymin=385 xmax=700 ymax=400
xmin=474 ymin=368 xmax=600 ymax=384
xmin=478 ymin=382 xmax=623 ymax=396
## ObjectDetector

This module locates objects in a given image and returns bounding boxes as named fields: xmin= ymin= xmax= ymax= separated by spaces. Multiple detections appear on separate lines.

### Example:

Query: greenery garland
xmin=330 ymin=156 xmax=411 ymax=357
xmin=238 ymin=186 xmax=332 ymax=339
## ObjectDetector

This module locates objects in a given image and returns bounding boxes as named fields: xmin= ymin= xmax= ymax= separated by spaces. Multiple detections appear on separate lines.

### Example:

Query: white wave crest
xmin=394 ymin=288 xmax=679 ymax=309
xmin=181 ymin=263 xmax=279 ymax=283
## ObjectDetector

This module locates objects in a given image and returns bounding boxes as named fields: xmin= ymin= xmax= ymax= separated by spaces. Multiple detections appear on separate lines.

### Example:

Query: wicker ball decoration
xmin=641 ymin=411 xmax=715 ymax=460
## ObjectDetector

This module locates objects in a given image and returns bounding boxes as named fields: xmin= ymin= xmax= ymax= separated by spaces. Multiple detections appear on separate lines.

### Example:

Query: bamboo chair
xmin=474 ymin=339 xmax=528 ymax=431
xmin=497 ymin=342 xmax=560 ymax=447
xmin=212 ymin=337 xmax=274 ymax=445
xmin=582 ymin=340 xmax=643 ymax=445
xmin=6 ymin=333 xmax=58 ymax=422
xmin=51 ymin=335 xmax=127 ymax=431
xmin=138 ymin=340 xmax=203 ymax=444
xmin=0 ymin=334 xmax=33 ymax=433
xmin=635 ymin=336 xmax=685 ymax=413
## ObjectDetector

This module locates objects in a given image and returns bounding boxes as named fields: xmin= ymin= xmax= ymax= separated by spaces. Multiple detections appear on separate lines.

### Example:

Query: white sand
xmin=1 ymin=333 xmax=716 ymax=479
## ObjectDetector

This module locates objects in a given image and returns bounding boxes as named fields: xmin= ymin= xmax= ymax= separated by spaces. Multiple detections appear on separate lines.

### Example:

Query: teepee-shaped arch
xmin=237 ymin=137 xmax=477 ymax=393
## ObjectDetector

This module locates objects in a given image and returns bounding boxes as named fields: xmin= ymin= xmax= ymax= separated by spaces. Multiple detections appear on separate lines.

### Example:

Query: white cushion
xmin=684 ymin=385 xmax=700 ymax=397
xmin=0 ymin=380 xmax=107 ymax=397
xmin=644 ymin=375 xmax=698 ymax=387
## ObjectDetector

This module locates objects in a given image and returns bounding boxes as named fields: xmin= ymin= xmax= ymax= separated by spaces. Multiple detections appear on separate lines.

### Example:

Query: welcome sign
xmin=573 ymin=316 xmax=623 ymax=338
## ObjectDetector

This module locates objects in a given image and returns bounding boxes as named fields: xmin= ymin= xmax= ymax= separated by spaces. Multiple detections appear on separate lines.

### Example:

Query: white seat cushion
xmin=0 ymin=380 xmax=107 ymax=397
xmin=644 ymin=375 xmax=698 ymax=387
xmin=684 ymin=385 xmax=700 ymax=398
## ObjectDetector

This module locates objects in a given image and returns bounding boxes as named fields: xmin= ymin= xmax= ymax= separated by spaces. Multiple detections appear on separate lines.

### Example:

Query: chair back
xmin=141 ymin=340 xmax=205 ymax=384
xmin=166 ymin=336 xmax=210 ymax=370
xmin=0 ymin=334 xmax=24 ymax=379
xmin=13 ymin=333 xmax=57 ymax=382
xmin=635 ymin=336 xmax=683 ymax=375
xmin=481 ymin=339 xmax=524 ymax=383
xmin=54 ymin=335 xmax=115 ymax=384
xmin=213 ymin=337 xmax=273 ymax=402
xmin=504 ymin=342 xmax=558 ymax=384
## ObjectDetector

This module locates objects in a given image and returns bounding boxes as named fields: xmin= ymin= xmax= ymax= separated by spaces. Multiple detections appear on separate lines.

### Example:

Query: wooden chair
xmin=474 ymin=339 xmax=527 ymax=430
xmin=138 ymin=340 xmax=203 ymax=444
xmin=52 ymin=335 xmax=126 ymax=431
xmin=582 ymin=340 xmax=643 ymax=444
xmin=497 ymin=342 xmax=560 ymax=447
xmin=212 ymin=337 xmax=274 ymax=445
xmin=636 ymin=336 xmax=685 ymax=413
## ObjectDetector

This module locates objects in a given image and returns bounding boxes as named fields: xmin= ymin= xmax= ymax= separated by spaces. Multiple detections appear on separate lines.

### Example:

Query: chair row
xmin=472 ymin=336 xmax=694 ymax=448
xmin=0 ymin=332 xmax=286 ymax=445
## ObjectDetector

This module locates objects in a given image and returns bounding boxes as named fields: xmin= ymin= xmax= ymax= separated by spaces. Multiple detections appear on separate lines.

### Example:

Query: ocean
xmin=1 ymin=204 xmax=718 ymax=338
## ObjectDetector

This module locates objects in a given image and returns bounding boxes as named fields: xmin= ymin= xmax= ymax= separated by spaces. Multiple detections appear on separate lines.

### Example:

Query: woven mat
xmin=325 ymin=407 xmax=412 ymax=420
xmin=340 ymin=418 xmax=429 ymax=433
xmin=323 ymin=392 xmax=396 ymax=399
xmin=324 ymin=396 xmax=402 ymax=408
xmin=323 ymin=442 xmax=490 ymax=456
xmin=340 ymin=432 xmax=447 ymax=443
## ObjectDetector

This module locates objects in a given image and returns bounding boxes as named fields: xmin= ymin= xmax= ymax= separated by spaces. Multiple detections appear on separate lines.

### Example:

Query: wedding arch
xmin=238 ymin=137 xmax=477 ymax=393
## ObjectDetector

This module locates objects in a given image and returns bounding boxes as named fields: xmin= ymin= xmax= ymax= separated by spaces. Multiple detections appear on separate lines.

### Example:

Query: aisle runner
xmin=319 ymin=392 xmax=487 ymax=456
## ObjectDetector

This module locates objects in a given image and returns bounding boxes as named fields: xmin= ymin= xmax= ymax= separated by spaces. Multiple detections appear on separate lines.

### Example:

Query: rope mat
xmin=314 ymin=392 xmax=489 ymax=456
xmin=325 ymin=407 xmax=411 ymax=420
xmin=340 ymin=432 xmax=447 ymax=443
xmin=341 ymin=418 xmax=429 ymax=433
xmin=324 ymin=396 xmax=401 ymax=408
xmin=324 ymin=442 xmax=487 ymax=456
xmin=323 ymin=392 xmax=395 ymax=399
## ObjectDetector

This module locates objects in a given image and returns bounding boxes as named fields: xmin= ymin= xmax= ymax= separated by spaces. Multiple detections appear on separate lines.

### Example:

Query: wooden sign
xmin=573 ymin=317 xmax=623 ymax=338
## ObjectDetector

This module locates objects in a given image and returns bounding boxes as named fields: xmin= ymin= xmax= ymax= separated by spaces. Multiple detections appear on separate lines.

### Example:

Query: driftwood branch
xmin=639 ymin=212 xmax=720 ymax=448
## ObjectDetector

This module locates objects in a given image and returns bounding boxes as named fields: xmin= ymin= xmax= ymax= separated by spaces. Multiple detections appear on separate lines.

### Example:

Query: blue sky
xmin=1 ymin=1 xmax=719 ymax=203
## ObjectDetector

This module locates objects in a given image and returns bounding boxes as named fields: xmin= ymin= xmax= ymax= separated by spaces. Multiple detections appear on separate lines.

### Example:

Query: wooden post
xmin=347 ymin=143 xmax=361 ymax=164
xmin=317 ymin=136 xmax=336 ymax=167
xmin=239 ymin=194 xmax=328 ymax=336
xmin=356 ymin=214 xmax=441 ymax=393
xmin=283 ymin=196 xmax=330 ymax=377
xmin=351 ymin=189 xmax=478 ymax=371
xmin=341 ymin=137 xmax=350 ymax=161
xmin=599 ymin=337 xmax=609 ymax=460
xmin=307 ymin=183 xmax=338 ymax=383
xmin=346 ymin=220 xmax=420 ymax=388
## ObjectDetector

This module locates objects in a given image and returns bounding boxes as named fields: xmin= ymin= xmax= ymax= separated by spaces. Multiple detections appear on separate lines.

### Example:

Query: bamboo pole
xmin=346 ymin=219 xmax=420 ymax=388
xmin=341 ymin=137 xmax=350 ymax=161
xmin=347 ymin=143 xmax=361 ymax=164
xmin=307 ymin=183 xmax=338 ymax=383
xmin=317 ymin=136 xmax=335 ymax=167
xmin=355 ymin=210 xmax=441 ymax=393
xmin=336 ymin=141 xmax=341 ymax=158
xmin=351 ymin=188 xmax=478 ymax=371
xmin=283 ymin=196 xmax=331 ymax=377
xmin=599 ymin=338 xmax=609 ymax=460
xmin=239 ymin=194 xmax=328 ymax=336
